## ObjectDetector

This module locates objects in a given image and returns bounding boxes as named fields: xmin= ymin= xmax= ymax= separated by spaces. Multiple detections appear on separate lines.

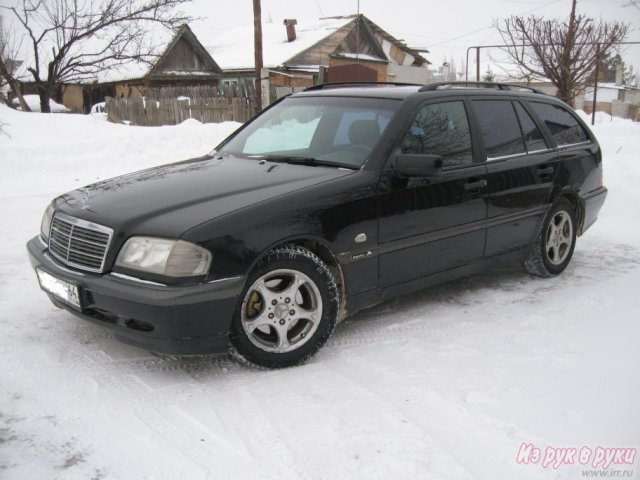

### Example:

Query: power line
xmin=407 ymin=0 xmax=565 ymax=47
xmin=313 ymin=0 xmax=325 ymax=18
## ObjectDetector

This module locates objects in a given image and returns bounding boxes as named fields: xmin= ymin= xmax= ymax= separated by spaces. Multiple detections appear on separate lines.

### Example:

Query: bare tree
xmin=2 ymin=0 xmax=191 ymax=113
xmin=0 ymin=15 xmax=30 ymax=110
xmin=494 ymin=0 xmax=629 ymax=105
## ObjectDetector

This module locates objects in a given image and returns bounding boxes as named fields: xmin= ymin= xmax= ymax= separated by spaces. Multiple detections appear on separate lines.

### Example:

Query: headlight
xmin=115 ymin=237 xmax=212 ymax=277
xmin=41 ymin=204 xmax=54 ymax=241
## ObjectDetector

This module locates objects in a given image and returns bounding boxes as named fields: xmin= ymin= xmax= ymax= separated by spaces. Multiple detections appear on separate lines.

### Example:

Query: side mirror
xmin=394 ymin=154 xmax=443 ymax=178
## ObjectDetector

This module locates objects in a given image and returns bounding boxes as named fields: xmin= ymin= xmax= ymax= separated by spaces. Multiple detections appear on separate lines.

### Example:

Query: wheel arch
xmin=553 ymin=189 xmax=585 ymax=236
xmin=249 ymin=235 xmax=348 ymax=323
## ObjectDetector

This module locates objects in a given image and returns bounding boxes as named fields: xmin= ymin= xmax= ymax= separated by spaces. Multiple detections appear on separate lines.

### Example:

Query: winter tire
xmin=229 ymin=245 xmax=339 ymax=368
xmin=524 ymin=198 xmax=577 ymax=277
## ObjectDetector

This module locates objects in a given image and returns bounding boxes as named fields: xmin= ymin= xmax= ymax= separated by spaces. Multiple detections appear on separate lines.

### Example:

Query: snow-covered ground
xmin=0 ymin=106 xmax=638 ymax=480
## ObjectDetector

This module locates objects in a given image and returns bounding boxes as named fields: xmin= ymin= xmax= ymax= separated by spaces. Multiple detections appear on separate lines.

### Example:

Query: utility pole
xmin=591 ymin=43 xmax=600 ymax=126
xmin=253 ymin=0 xmax=263 ymax=112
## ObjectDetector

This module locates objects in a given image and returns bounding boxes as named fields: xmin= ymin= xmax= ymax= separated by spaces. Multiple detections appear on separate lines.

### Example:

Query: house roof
xmin=282 ymin=16 xmax=387 ymax=69
xmin=97 ymin=24 xmax=223 ymax=83
xmin=191 ymin=14 xmax=430 ymax=72
xmin=190 ymin=17 xmax=354 ymax=71
xmin=88 ymin=26 xmax=176 ymax=83
xmin=146 ymin=24 xmax=223 ymax=82
xmin=364 ymin=17 xmax=430 ymax=66
xmin=11 ymin=20 xmax=218 ymax=84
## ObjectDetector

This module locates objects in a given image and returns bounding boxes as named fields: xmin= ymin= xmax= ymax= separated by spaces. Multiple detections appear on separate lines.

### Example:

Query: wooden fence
xmin=105 ymin=84 xmax=257 ymax=126
xmin=274 ymin=85 xmax=306 ymax=100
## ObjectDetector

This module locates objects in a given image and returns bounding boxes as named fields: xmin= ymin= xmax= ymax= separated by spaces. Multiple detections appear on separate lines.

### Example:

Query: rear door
xmin=526 ymin=100 xmax=597 ymax=205
xmin=377 ymin=98 xmax=488 ymax=288
xmin=470 ymin=98 xmax=556 ymax=257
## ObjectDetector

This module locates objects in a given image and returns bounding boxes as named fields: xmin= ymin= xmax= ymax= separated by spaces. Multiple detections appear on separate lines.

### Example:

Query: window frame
xmin=512 ymin=100 xmax=551 ymax=155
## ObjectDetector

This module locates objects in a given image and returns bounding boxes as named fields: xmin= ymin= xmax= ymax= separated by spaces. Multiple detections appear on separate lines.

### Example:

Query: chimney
xmin=615 ymin=63 xmax=624 ymax=86
xmin=284 ymin=19 xmax=297 ymax=42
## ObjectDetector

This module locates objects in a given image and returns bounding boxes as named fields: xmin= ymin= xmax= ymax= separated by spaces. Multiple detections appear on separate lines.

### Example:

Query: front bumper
xmin=27 ymin=236 xmax=246 ymax=355
xmin=581 ymin=186 xmax=608 ymax=234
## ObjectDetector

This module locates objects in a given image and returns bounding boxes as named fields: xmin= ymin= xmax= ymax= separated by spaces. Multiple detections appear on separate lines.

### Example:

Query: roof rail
xmin=304 ymin=81 xmax=424 ymax=92
xmin=419 ymin=81 xmax=547 ymax=95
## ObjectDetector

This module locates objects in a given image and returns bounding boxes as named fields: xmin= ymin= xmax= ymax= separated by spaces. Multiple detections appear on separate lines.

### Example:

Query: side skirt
xmin=345 ymin=247 xmax=528 ymax=317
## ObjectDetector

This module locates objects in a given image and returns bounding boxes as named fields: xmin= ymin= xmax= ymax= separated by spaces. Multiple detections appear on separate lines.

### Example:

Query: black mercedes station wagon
xmin=27 ymin=82 xmax=607 ymax=368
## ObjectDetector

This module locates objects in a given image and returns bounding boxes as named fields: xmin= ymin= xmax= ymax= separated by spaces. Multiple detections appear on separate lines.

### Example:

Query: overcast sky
xmin=1 ymin=0 xmax=638 ymax=81
xmin=187 ymin=0 xmax=640 ymax=81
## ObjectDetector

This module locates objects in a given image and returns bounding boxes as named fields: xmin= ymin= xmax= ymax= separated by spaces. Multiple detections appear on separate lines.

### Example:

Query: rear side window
xmin=472 ymin=100 xmax=525 ymax=159
xmin=400 ymin=101 xmax=473 ymax=167
xmin=529 ymin=102 xmax=589 ymax=146
xmin=513 ymin=102 xmax=548 ymax=152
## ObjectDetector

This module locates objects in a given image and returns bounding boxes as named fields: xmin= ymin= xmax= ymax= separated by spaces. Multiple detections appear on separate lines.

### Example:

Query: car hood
xmin=57 ymin=155 xmax=356 ymax=237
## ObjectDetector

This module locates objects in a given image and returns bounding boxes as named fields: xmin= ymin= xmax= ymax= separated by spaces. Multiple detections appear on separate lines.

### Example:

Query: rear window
xmin=529 ymin=102 xmax=589 ymax=146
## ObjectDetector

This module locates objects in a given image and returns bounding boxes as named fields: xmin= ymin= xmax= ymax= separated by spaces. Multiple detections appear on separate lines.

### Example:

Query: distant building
xmin=20 ymin=24 xmax=223 ymax=113
xmin=16 ymin=14 xmax=431 ymax=113
xmin=193 ymin=14 xmax=431 ymax=106
xmin=576 ymin=83 xmax=640 ymax=121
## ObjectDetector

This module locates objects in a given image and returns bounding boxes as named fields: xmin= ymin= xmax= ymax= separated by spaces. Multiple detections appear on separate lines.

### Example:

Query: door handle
xmin=537 ymin=166 xmax=554 ymax=176
xmin=464 ymin=179 xmax=488 ymax=191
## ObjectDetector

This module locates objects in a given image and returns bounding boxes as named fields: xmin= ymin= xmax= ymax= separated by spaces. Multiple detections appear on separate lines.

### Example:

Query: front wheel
xmin=524 ymin=199 xmax=577 ymax=277
xmin=229 ymin=245 xmax=339 ymax=368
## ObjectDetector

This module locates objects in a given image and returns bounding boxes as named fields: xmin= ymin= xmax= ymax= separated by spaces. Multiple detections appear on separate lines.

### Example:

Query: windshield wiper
xmin=249 ymin=155 xmax=358 ymax=170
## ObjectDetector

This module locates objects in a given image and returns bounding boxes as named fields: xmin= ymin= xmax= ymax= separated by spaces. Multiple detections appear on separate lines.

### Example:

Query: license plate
xmin=36 ymin=268 xmax=82 ymax=310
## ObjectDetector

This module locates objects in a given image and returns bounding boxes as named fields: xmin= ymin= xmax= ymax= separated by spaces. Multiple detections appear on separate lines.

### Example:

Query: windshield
xmin=218 ymin=96 xmax=401 ymax=168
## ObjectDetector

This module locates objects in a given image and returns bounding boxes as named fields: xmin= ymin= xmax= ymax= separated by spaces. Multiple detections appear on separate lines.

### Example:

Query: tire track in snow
xmin=218 ymin=376 xmax=315 ymax=480
xmin=57 ymin=339 xmax=303 ymax=479
xmin=133 ymin=404 xmax=263 ymax=479
xmin=333 ymin=355 xmax=549 ymax=480
xmin=320 ymin=363 xmax=478 ymax=480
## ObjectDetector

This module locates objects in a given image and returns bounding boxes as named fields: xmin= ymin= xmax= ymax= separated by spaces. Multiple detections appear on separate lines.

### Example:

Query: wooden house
xmin=194 ymin=14 xmax=430 ymax=105
xmin=57 ymin=24 xmax=223 ymax=113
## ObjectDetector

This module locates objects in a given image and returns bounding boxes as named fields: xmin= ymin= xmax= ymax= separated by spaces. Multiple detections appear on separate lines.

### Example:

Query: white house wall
xmin=583 ymin=86 xmax=620 ymax=103
xmin=388 ymin=63 xmax=429 ymax=83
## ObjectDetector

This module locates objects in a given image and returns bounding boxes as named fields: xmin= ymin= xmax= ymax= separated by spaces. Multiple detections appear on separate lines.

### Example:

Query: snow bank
xmin=0 ymin=105 xmax=241 ymax=199
xmin=13 ymin=94 xmax=72 ymax=113
xmin=0 ymin=106 xmax=639 ymax=480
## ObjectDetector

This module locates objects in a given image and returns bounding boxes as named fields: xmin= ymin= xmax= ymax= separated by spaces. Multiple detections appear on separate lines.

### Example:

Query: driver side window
xmin=401 ymin=101 xmax=473 ymax=167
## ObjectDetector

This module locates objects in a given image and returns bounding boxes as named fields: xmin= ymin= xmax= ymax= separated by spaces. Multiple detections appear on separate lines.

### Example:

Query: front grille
xmin=48 ymin=213 xmax=113 ymax=273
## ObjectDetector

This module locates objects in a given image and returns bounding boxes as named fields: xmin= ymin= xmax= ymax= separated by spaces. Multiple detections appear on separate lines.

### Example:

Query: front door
xmin=377 ymin=99 xmax=488 ymax=288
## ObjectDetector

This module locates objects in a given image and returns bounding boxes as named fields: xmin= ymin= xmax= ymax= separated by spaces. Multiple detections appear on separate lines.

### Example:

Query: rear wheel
xmin=524 ymin=199 xmax=577 ymax=277
xmin=229 ymin=245 xmax=339 ymax=368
